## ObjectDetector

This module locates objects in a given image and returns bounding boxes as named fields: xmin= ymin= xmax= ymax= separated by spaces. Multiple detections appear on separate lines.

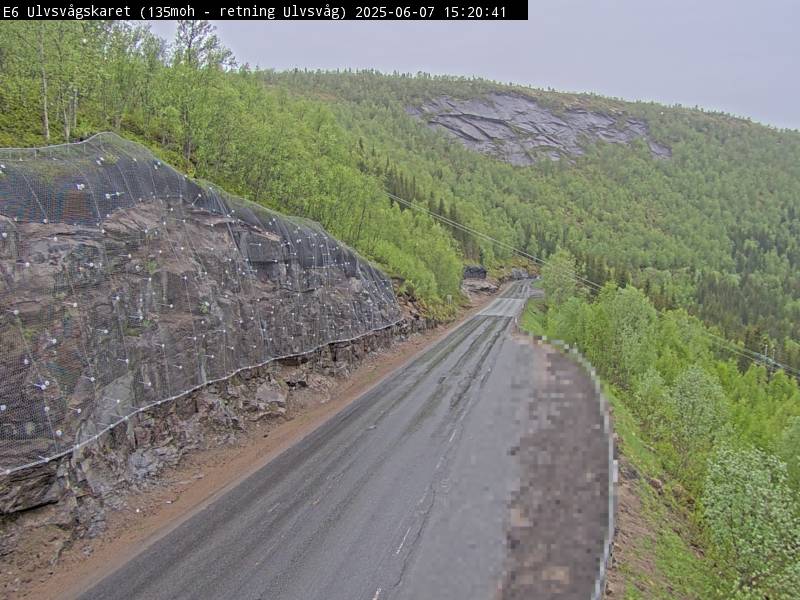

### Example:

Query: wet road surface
xmin=80 ymin=281 xmax=611 ymax=600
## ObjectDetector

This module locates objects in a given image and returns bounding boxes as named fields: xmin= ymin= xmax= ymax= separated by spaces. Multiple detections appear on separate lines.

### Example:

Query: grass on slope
xmin=606 ymin=388 xmax=721 ymax=599
xmin=519 ymin=294 xmax=546 ymax=334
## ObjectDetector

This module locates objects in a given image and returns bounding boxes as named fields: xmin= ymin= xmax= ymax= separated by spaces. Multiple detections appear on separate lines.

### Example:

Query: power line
xmin=704 ymin=330 xmax=800 ymax=378
xmin=386 ymin=192 xmax=603 ymax=292
xmin=383 ymin=191 xmax=800 ymax=377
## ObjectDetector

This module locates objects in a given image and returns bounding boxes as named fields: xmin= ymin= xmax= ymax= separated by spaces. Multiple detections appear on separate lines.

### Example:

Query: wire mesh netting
xmin=0 ymin=133 xmax=401 ymax=474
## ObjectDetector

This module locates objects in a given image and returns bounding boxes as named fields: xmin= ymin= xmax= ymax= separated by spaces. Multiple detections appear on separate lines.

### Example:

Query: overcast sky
xmin=149 ymin=0 xmax=799 ymax=130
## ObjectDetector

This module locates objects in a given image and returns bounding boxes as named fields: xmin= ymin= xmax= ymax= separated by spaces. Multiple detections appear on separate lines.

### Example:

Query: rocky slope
xmin=408 ymin=92 xmax=671 ymax=165
xmin=0 ymin=134 xmax=425 ymax=591
xmin=0 ymin=132 xmax=400 ymax=483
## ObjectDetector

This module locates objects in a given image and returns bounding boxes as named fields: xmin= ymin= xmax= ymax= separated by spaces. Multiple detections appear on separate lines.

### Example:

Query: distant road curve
xmin=79 ymin=281 xmax=611 ymax=600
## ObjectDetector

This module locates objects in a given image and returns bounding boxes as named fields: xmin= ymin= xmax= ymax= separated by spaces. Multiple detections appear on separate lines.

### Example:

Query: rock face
xmin=0 ymin=133 xmax=401 ymax=478
xmin=408 ymin=92 xmax=671 ymax=165
xmin=463 ymin=264 xmax=487 ymax=279
xmin=461 ymin=278 xmax=498 ymax=296
xmin=0 ymin=134 xmax=427 ymax=590
xmin=0 ymin=315 xmax=435 ymax=590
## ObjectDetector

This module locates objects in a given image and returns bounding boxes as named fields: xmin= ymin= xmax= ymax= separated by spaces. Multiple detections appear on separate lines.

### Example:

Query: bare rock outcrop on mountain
xmin=408 ymin=92 xmax=671 ymax=165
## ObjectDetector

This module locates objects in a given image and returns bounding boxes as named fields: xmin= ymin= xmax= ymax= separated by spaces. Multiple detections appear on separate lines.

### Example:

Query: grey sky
xmin=149 ymin=0 xmax=799 ymax=130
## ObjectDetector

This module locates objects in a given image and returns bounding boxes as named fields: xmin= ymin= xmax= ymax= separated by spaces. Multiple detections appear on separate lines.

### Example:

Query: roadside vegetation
xmin=520 ymin=251 xmax=800 ymax=599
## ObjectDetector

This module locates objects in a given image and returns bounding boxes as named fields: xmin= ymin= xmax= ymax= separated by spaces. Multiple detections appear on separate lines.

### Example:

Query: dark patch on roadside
xmin=498 ymin=340 xmax=612 ymax=599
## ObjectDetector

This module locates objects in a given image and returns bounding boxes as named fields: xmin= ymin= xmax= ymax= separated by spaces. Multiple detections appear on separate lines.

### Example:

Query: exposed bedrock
xmin=0 ymin=134 xmax=401 ymax=478
xmin=462 ymin=264 xmax=487 ymax=279
xmin=408 ymin=92 xmax=671 ymax=165
xmin=0 ymin=316 xmax=435 ymax=589
xmin=0 ymin=134 xmax=422 ymax=587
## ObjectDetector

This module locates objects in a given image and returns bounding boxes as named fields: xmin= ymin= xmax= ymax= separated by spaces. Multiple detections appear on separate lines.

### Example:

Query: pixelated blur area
xmin=497 ymin=341 xmax=613 ymax=600
xmin=0 ymin=133 xmax=400 ymax=474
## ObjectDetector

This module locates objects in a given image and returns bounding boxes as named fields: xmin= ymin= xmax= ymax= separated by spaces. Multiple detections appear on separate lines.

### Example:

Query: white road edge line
xmin=396 ymin=527 xmax=412 ymax=555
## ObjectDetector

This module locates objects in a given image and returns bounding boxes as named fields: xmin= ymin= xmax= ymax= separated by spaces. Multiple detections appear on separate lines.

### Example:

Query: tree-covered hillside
xmin=1 ymin=20 xmax=799 ymax=371
xmin=525 ymin=257 xmax=800 ymax=599
xmin=263 ymin=69 xmax=800 ymax=373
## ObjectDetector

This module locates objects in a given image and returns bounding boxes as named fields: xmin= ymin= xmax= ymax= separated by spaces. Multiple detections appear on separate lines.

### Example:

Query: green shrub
xmin=541 ymin=248 xmax=581 ymax=306
xmin=702 ymin=444 xmax=800 ymax=599
xmin=777 ymin=416 xmax=800 ymax=490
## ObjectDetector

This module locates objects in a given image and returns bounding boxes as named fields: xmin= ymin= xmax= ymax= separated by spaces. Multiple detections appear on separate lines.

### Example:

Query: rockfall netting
xmin=0 ymin=133 xmax=401 ymax=474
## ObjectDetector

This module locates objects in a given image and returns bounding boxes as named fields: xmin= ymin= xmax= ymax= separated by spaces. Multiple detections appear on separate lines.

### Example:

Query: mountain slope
xmin=265 ymin=69 xmax=800 ymax=371
xmin=2 ymin=20 xmax=800 ymax=599
xmin=1 ymin=21 xmax=799 ymax=368
xmin=408 ymin=91 xmax=671 ymax=164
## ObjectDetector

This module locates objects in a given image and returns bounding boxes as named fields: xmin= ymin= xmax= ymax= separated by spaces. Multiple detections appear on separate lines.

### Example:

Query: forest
xmin=2 ymin=18 xmax=800 ymax=598
xmin=2 ymin=22 xmax=799 ymax=364
xmin=262 ymin=69 xmax=800 ymax=375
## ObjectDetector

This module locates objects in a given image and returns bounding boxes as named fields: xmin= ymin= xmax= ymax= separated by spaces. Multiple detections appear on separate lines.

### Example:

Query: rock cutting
xmin=0 ymin=133 xmax=401 ymax=475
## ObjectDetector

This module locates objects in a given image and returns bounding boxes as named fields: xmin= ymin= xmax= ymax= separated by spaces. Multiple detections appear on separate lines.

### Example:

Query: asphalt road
xmin=80 ymin=280 xmax=610 ymax=600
